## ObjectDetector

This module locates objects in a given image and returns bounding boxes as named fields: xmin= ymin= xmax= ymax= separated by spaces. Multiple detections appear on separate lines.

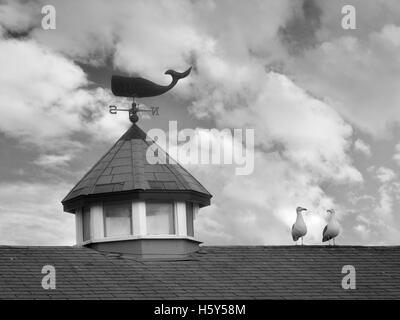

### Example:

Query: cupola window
xmin=146 ymin=202 xmax=175 ymax=235
xmin=82 ymin=207 xmax=91 ymax=241
xmin=104 ymin=202 xmax=132 ymax=237
xmin=186 ymin=202 xmax=194 ymax=237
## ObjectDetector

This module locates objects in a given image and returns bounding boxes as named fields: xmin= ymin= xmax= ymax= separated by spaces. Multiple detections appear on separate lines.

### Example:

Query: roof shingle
xmin=62 ymin=124 xmax=211 ymax=210
xmin=1 ymin=246 xmax=399 ymax=299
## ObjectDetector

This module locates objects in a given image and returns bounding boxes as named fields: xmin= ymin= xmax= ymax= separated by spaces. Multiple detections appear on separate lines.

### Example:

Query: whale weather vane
xmin=109 ymin=67 xmax=192 ymax=123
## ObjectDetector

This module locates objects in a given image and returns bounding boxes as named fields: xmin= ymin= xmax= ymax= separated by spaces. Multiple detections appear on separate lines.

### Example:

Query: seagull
xmin=322 ymin=209 xmax=340 ymax=245
xmin=292 ymin=207 xmax=307 ymax=245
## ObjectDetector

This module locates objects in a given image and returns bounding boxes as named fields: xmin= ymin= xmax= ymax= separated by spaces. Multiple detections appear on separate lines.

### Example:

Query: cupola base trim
xmin=87 ymin=237 xmax=202 ymax=259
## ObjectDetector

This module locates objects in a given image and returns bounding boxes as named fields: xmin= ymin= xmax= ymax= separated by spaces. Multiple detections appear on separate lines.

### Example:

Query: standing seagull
xmin=292 ymin=207 xmax=307 ymax=245
xmin=322 ymin=209 xmax=340 ymax=245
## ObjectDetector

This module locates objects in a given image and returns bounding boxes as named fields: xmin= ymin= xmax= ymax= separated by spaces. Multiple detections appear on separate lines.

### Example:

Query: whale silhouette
xmin=111 ymin=67 xmax=192 ymax=98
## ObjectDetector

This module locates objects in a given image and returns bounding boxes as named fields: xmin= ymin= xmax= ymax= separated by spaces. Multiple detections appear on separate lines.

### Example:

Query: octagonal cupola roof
xmin=62 ymin=124 xmax=211 ymax=213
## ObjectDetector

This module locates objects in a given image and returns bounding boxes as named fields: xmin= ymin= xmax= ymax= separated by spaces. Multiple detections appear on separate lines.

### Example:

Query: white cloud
xmin=191 ymin=71 xmax=362 ymax=184
xmin=351 ymin=165 xmax=400 ymax=244
xmin=33 ymin=154 xmax=72 ymax=168
xmin=394 ymin=143 xmax=400 ymax=166
xmin=0 ymin=181 xmax=75 ymax=245
xmin=375 ymin=183 xmax=394 ymax=217
xmin=354 ymin=139 xmax=371 ymax=157
xmin=12 ymin=0 xmax=293 ymax=91
xmin=316 ymin=0 xmax=400 ymax=42
xmin=354 ymin=224 xmax=371 ymax=241
xmin=374 ymin=166 xmax=396 ymax=183
xmin=348 ymin=193 xmax=375 ymax=206
xmin=176 ymin=71 xmax=362 ymax=244
xmin=0 ymin=36 xmax=130 ymax=156
xmin=0 ymin=0 xmax=39 ymax=33
xmin=290 ymin=24 xmax=400 ymax=137
xmin=190 ymin=148 xmax=331 ymax=245
xmin=3 ymin=1 xmax=400 ymax=139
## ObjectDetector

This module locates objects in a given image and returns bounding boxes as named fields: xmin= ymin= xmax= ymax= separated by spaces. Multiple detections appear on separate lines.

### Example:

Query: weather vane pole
xmin=109 ymin=67 xmax=192 ymax=123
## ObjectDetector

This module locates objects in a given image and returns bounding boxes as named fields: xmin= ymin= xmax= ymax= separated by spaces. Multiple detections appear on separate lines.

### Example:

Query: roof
xmin=1 ymin=245 xmax=399 ymax=299
xmin=62 ymin=124 xmax=211 ymax=211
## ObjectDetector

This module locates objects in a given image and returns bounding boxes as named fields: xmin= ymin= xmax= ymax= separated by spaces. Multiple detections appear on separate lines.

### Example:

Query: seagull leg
xmin=301 ymin=237 xmax=304 ymax=246
xmin=333 ymin=238 xmax=336 ymax=246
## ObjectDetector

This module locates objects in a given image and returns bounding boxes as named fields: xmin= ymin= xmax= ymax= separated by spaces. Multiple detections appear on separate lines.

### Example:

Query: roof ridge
xmin=88 ymin=134 xmax=127 ymax=195
xmin=200 ymin=245 xmax=400 ymax=248
xmin=3 ymin=245 xmax=400 ymax=249
xmin=62 ymin=127 xmax=130 ymax=202
xmin=0 ymin=245 xmax=86 ymax=249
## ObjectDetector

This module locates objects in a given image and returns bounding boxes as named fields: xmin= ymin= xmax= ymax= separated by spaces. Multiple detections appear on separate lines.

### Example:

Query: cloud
xmin=354 ymin=223 xmax=372 ymax=241
xmin=17 ymin=0 xmax=293 ymax=82
xmin=3 ymin=0 xmax=400 ymax=138
xmin=0 ymin=0 xmax=40 ymax=34
xmin=278 ymin=0 xmax=322 ymax=54
xmin=375 ymin=183 xmax=394 ymax=217
xmin=176 ymin=71 xmax=361 ymax=244
xmin=189 ymin=145 xmax=331 ymax=245
xmin=374 ymin=166 xmax=396 ymax=183
xmin=371 ymin=167 xmax=399 ymax=222
xmin=394 ymin=143 xmax=400 ymax=166
xmin=354 ymin=139 xmax=371 ymax=157
xmin=0 ymin=35 xmax=130 ymax=156
xmin=350 ymin=165 xmax=400 ymax=244
xmin=33 ymin=154 xmax=73 ymax=168
xmin=0 ymin=0 xmax=294 ymax=145
xmin=0 ymin=38 xmax=81 ymax=140
xmin=315 ymin=0 xmax=400 ymax=42
xmin=0 ymin=181 xmax=75 ymax=245
xmin=289 ymin=24 xmax=400 ymax=137
xmin=190 ymin=71 xmax=362 ymax=183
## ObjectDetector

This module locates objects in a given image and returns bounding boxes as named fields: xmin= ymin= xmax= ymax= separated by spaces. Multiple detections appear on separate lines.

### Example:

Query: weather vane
xmin=109 ymin=67 xmax=192 ymax=123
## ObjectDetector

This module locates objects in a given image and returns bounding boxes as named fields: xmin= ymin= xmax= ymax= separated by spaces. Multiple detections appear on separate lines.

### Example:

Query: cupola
xmin=62 ymin=67 xmax=211 ymax=259
xmin=62 ymin=124 xmax=211 ymax=258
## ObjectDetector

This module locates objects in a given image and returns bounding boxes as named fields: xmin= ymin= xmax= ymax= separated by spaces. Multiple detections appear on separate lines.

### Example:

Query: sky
xmin=0 ymin=0 xmax=400 ymax=246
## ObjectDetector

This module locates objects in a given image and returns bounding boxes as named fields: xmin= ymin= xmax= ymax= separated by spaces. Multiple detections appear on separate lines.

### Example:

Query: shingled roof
xmin=62 ymin=124 xmax=211 ymax=212
xmin=1 ymin=246 xmax=399 ymax=299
